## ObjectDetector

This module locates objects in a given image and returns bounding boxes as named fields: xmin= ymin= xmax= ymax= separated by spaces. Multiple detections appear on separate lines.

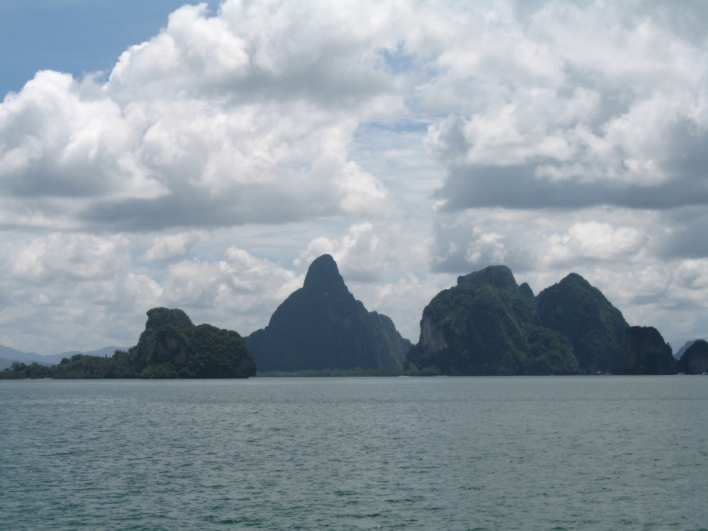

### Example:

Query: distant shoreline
xmin=2 ymin=371 xmax=704 ymax=381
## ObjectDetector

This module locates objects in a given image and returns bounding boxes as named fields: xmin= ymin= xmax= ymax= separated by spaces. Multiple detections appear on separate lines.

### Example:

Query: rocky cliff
xmin=246 ymin=255 xmax=411 ymax=372
xmin=677 ymin=339 xmax=708 ymax=374
xmin=134 ymin=308 xmax=257 ymax=378
xmin=674 ymin=340 xmax=699 ymax=360
xmin=536 ymin=273 xmax=629 ymax=374
xmin=615 ymin=326 xmax=676 ymax=375
xmin=406 ymin=266 xmax=579 ymax=375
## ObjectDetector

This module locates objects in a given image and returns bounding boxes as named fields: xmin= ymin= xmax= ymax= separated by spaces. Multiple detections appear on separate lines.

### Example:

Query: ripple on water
xmin=0 ymin=377 xmax=707 ymax=530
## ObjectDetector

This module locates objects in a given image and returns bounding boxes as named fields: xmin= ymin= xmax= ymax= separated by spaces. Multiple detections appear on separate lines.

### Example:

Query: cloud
xmin=297 ymin=223 xmax=385 ymax=282
xmin=10 ymin=233 xmax=130 ymax=283
xmin=0 ymin=215 xmax=706 ymax=355
xmin=422 ymin=1 xmax=708 ymax=211
xmin=0 ymin=71 xmax=168 ymax=202
xmin=297 ymin=221 xmax=431 ymax=282
xmin=343 ymin=272 xmax=455 ymax=341
xmin=3 ymin=0 xmax=707 ymax=226
xmin=149 ymin=245 xmax=319 ymax=339
xmin=141 ymin=231 xmax=208 ymax=262
xmin=431 ymin=208 xmax=658 ymax=274
xmin=109 ymin=2 xmax=406 ymax=110
xmin=0 ymin=233 xmax=303 ymax=352
xmin=293 ymin=221 xmax=450 ymax=340
xmin=544 ymin=221 xmax=647 ymax=266
xmin=0 ymin=1 xmax=406 ymax=232
xmin=3 ymin=0 xmax=708 ymax=352
xmin=0 ymin=233 xmax=161 ymax=353
xmin=428 ymin=205 xmax=708 ymax=341
xmin=659 ymin=208 xmax=708 ymax=259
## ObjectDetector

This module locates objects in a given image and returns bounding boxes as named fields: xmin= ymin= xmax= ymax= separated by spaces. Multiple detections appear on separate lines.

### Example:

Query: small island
xmin=406 ymin=265 xmax=679 ymax=376
xmin=0 ymin=308 xmax=256 ymax=379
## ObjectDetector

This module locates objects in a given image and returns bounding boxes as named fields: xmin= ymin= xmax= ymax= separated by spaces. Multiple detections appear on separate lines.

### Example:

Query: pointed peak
xmin=685 ymin=339 xmax=708 ymax=355
xmin=304 ymin=254 xmax=346 ymax=291
xmin=519 ymin=282 xmax=534 ymax=298
xmin=559 ymin=272 xmax=591 ymax=288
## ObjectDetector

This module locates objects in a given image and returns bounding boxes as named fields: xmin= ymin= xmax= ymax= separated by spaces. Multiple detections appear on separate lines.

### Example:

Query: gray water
xmin=1 ymin=377 xmax=706 ymax=531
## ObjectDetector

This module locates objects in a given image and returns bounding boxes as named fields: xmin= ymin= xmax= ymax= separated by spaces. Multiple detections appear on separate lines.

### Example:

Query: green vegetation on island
xmin=536 ymin=273 xmax=629 ymax=373
xmin=0 ymin=308 xmax=256 ymax=379
xmin=1 ymin=259 xmax=699 ymax=380
xmin=406 ymin=266 xmax=580 ymax=375
xmin=405 ymin=265 xmax=693 ymax=376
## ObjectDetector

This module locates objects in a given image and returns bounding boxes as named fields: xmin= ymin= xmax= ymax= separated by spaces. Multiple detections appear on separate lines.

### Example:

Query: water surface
xmin=1 ymin=376 xmax=706 ymax=530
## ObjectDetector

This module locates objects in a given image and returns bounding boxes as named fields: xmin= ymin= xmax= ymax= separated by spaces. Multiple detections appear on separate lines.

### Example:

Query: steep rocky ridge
xmin=674 ymin=340 xmax=699 ymax=360
xmin=246 ymin=255 xmax=411 ymax=372
xmin=406 ymin=266 xmax=579 ymax=375
xmin=536 ymin=273 xmax=629 ymax=374
xmin=133 ymin=308 xmax=256 ymax=378
xmin=615 ymin=326 xmax=676 ymax=375
xmin=677 ymin=340 xmax=708 ymax=374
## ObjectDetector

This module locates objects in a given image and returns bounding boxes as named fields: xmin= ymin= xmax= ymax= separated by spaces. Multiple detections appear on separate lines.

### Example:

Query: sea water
xmin=1 ymin=376 xmax=706 ymax=530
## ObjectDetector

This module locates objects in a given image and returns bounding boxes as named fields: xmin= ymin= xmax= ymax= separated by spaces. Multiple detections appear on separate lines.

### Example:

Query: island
xmin=0 ymin=308 xmax=256 ymax=379
xmin=2 ymin=263 xmax=699 ymax=379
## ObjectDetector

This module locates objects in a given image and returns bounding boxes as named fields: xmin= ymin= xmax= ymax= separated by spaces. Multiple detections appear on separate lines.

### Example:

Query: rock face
xmin=519 ymin=282 xmax=534 ymax=298
xmin=677 ymin=339 xmax=708 ymax=374
xmin=615 ymin=326 xmax=676 ymax=375
xmin=675 ymin=340 xmax=699 ymax=360
xmin=406 ymin=266 xmax=579 ymax=375
xmin=134 ymin=308 xmax=257 ymax=378
xmin=246 ymin=255 xmax=411 ymax=372
xmin=536 ymin=273 xmax=629 ymax=374
xmin=405 ymin=266 xmax=666 ymax=376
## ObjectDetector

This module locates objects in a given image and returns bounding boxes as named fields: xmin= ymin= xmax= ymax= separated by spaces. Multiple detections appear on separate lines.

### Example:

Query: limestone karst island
xmin=2 ymin=254 xmax=706 ymax=379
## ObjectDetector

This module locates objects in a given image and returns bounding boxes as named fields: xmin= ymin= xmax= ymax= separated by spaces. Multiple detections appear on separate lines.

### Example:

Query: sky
xmin=1 ymin=0 xmax=708 ymax=354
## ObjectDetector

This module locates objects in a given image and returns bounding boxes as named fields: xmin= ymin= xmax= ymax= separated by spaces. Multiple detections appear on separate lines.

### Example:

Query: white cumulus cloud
xmin=3 ymin=0 xmax=708 ymax=352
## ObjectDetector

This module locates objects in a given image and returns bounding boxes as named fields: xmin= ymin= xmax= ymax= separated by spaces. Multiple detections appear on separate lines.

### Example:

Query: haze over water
xmin=2 ymin=377 xmax=707 ymax=530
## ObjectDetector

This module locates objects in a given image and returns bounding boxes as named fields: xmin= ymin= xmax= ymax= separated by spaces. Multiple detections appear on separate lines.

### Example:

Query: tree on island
xmin=406 ymin=265 xmax=680 ymax=376
xmin=0 ymin=308 xmax=256 ymax=379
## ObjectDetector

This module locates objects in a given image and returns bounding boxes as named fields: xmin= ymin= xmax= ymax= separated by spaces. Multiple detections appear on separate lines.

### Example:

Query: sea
xmin=1 ymin=376 xmax=706 ymax=531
